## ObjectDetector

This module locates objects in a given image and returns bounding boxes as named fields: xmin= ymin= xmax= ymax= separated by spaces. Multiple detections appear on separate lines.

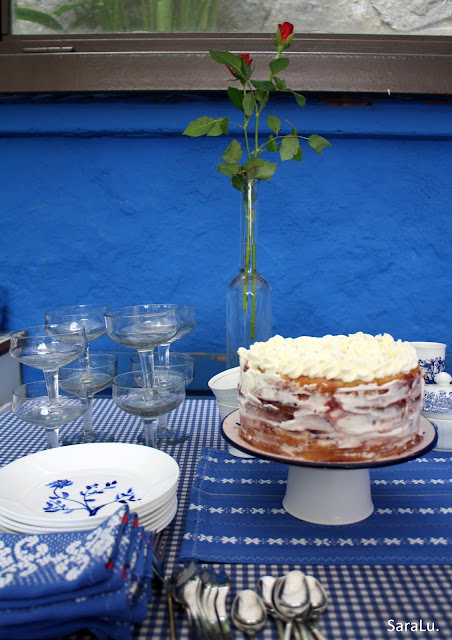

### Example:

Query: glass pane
xmin=11 ymin=0 xmax=452 ymax=35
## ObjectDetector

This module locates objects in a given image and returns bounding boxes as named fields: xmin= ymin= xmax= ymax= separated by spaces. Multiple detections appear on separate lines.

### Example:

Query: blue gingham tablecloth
xmin=180 ymin=448 xmax=452 ymax=565
xmin=0 ymin=397 xmax=451 ymax=639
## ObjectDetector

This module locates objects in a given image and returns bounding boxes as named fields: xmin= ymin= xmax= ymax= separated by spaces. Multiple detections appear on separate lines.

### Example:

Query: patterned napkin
xmin=180 ymin=447 xmax=452 ymax=565
xmin=0 ymin=505 xmax=154 ymax=640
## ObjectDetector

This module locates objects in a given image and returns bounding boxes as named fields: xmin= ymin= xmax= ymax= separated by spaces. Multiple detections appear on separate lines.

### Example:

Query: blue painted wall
xmin=1 ymin=93 xmax=451 ymax=385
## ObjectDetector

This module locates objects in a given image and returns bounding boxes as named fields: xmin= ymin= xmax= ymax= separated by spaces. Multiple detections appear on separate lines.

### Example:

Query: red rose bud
xmin=240 ymin=53 xmax=253 ymax=67
xmin=276 ymin=22 xmax=294 ymax=50
xmin=227 ymin=53 xmax=253 ymax=77
xmin=279 ymin=22 xmax=294 ymax=42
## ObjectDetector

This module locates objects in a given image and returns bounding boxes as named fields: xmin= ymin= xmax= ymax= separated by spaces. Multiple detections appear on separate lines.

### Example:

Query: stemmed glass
xmin=155 ymin=306 xmax=196 ymax=441
xmin=112 ymin=370 xmax=186 ymax=447
xmin=45 ymin=304 xmax=111 ymax=378
xmin=12 ymin=381 xmax=88 ymax=449
xmin=131 ymin=352 xmax=194 ymax=444
xmin=9 ymin=324 xmax=87 ymax=413
xmin=105 ymin=304 xmax=180 ymax=390
xmin=156 ymin=306 xmax=196 ymax=365
xmin=59 ymin=354 xmax=118 ymax=444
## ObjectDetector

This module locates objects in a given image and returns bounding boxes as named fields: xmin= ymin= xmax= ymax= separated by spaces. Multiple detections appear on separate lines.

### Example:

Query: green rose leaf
xmin=266 ymin=135 xmax=279 ymax=152
xmin=207 ymin=120 xmax=226 ymax=137
xmin=269 ymin=57 xmax=290 ymax=75
xmin=255 ymin=91 xmax=269 ymax=110
xmin=220 ymin=117 xmax=229 ymax=134
xmin=308 ymin=134 xmax=332 ymax=155
xmin=183 ymin=116 xmax=217 ymax=137
xmin=286 ymin=119 xmax=298 ymax=135
xmin=251 ymin=79 xmax=274 ymax=92
xmin=227 ymin=86 xmax=244 ymax=111
xmin=280 ymin=135 xmax=300 ymax=161
xmin=243 ymin=92 xmax=255 ymax=117
xmin=222 ymin=139 xmax=242 ymax=164
xmin=291 ymin=91 xmax=306 ymax=107
xmin=293 ymin=146 xmax=303 ymax=162
xmin=217 ymin=162 xmax=240 ymax=176
xmin=242 ymin=157 xmax=265 ymax=180
xmin=231 ymin=174 xmax=245 ymax=191
xmin=241 ymin=158 xmax=277 ymax=181
xmin=274 ymin=77 xmax=288 ymax=92
xmin=267 ymin=135 xmax=279 ymax=152
xmin=209 ymin=50 xmax=246 ymax=81
xmin=267 ymin=115 xmax=281 ymax=135
xmin=254 ymin=160 xmax=278 ymax=181
xmin=240 ymin=56 xmax=252 ymax=80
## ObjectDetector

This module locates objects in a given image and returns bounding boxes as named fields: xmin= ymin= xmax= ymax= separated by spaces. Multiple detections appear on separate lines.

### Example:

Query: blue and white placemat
xmin=180 ymin=447 xmax=452 ymax=565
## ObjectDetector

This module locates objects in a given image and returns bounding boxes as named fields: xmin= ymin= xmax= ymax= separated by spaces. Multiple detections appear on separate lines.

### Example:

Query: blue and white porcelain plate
xmin=0 ymin=443 xmax=179 ymax=531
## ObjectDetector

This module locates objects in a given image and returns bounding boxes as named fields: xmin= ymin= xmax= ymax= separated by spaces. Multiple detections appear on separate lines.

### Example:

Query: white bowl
xmin=208 ymin=367 xmax=240 ymax=403
xmin=217 ymin=401 xmax=239 ymax=421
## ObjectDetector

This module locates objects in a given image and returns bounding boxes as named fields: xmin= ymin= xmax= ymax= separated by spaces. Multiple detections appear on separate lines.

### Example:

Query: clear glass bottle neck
xmin=240 ymin=179 xmax=259 ymax=274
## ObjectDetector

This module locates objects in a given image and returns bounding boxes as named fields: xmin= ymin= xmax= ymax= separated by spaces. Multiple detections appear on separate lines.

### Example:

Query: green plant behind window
xmin=13 ymin=0 xmax=221 ymax=33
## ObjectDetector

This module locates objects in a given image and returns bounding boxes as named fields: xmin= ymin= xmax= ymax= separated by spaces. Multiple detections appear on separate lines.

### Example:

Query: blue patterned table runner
xmin=180 ymin=448 xmax=452 ymax=565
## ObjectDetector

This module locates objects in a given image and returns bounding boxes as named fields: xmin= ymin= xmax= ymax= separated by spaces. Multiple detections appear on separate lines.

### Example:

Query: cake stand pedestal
xmin=221 ymin=412 xmax=437 ymax=526
xmin=284 ymin=465 xmax=372 ymax=525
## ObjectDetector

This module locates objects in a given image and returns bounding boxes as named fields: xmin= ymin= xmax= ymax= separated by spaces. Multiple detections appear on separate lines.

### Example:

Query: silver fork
xmin=199 ymin=568 xmax=234 ymax=640
xmin=153 ymin=530 xmax=178 ymax=640
xmin=171 ymin=562 xmax=210 ymax=639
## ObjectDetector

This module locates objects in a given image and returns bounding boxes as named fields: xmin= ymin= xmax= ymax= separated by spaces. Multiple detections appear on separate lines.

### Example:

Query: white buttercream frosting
xmin=238 ymin=332 xmax=418 ymax=383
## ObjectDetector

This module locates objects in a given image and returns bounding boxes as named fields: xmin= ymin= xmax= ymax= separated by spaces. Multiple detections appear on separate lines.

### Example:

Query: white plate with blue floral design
xmin=0 ymin=443 xmax=179 ymax=530
xmin=0 ymin=493 xmax=178 ymax=534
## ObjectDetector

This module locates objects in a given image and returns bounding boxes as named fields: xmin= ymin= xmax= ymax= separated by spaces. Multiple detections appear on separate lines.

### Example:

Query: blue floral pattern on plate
xmin=43 ymin=479 xmax=140 ymax=517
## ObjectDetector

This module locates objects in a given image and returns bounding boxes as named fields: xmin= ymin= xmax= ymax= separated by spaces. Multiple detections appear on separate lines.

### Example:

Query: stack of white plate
xmin=0 ymin=443 xmax=179 ymax=534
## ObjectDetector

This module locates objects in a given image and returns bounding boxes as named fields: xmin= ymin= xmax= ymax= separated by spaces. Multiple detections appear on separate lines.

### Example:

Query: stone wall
xmin=218 ymin=0 xmax=452 ymax=35
xmin=13 ymin=0 xmax=452 ymax=34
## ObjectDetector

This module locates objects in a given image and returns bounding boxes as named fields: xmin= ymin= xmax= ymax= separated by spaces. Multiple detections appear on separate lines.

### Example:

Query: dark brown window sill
xmin=0 ymin=32 xmax=451 ymax=94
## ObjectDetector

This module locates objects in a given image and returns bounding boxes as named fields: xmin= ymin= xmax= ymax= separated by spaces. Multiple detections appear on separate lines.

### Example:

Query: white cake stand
xmin=221 ymin=412 xmax=437 ymax=526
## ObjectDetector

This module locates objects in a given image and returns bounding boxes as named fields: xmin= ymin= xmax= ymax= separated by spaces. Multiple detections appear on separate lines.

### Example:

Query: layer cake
xmin=238 ymin=332 xmax=424 ymax=462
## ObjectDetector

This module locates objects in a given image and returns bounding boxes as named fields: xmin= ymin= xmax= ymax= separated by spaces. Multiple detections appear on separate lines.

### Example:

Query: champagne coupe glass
xmin=12 ymin=381 xmax=88 ymax=449
xmin=45 ymin=304 xmax=111 ymax=382
xmin=105 ymin=304 xmax=180 ymax=390
xmin=59 ymin=353 xmax=118 ymax=444
xmin=131 ymin=352 xmax=194 ymax=444
xmin=155 ymin=306 xmax=196 ymax=440
xmin=112 ymin=371 xmax=186 ymax=447
xmin=9 ymin=324 xmax=87 ymax=413
xmin=156 ymin=306 xmax=196 ymax=365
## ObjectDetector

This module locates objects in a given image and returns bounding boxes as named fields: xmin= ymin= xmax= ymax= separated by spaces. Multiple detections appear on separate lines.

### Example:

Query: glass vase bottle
xmin=226 ymin=179 xmax=272 ymax=368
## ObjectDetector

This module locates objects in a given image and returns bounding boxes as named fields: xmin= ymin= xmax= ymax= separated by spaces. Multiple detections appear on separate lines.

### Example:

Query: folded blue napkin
xmin=0 ymin=505 xmax=154 ymax=640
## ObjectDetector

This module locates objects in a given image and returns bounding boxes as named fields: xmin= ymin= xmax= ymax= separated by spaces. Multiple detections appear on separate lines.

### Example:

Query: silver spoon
xmin=304 ymin=575 xmax=328 ymax=640
xmin=273 ymin=570 xmax=311 ymax=640
xmin=257 ymin=575 xmax=285 ymax=640
xmin=231 ymin=589 xmax=268 ymax=638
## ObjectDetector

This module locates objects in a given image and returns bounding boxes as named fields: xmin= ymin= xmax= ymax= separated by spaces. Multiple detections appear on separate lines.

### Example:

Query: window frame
xmin=0 ymin=0 xmax=451 ymax=94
